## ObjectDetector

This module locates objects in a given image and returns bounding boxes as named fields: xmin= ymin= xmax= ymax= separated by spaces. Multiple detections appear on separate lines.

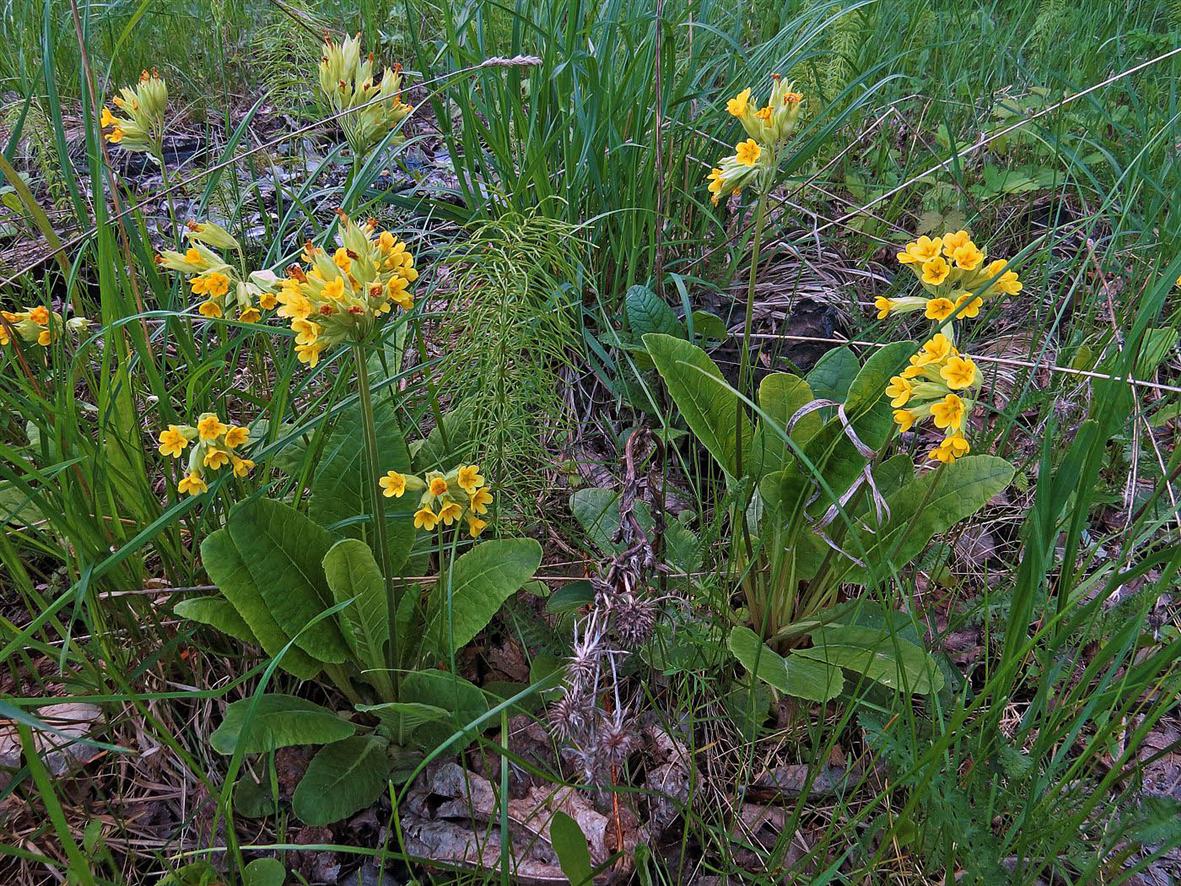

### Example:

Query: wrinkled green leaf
xmin=626 ymin=284 xmax=683 ymax=338
xmin=807 ymin=347 xmax=859 ymax=401
xmin=569 ymin=487 xmax=701 ymax=573
xmin=242 ymin=858 xmax=285 ymax=886
xmin=796 ymin=624 xmax=944 ymax=694
xmin=551 ymin=810 xmax=594 ymax=885
xmin=728 ymin=626 xmax=843 ymax=702
xmin=292 ymin=735 xmax=390 ymax=825
xmin=750 ymin=372 xmax=820 ymax=479
xmin=210 ymin=694 xmax=354 ymax=755
xmin=322 ymin=539 xmax=391 ymax=691
xmin=174 ymin=596 xmax=256 ymax=645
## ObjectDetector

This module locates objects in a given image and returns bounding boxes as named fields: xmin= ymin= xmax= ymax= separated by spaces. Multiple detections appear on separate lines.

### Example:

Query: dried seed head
xmin=564 ymin=633 xmax=601 ymax=692
xmin=548 ymin=691 xmax=587 ymax=743
xmin=595 ymin=711 xmax=636 ymax=770
xmin=612 ymin=596 xmax=658 ymax=648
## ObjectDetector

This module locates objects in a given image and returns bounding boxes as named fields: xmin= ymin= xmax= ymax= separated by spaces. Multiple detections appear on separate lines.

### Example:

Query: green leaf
xmin=643 ymin=333 xmax=751 ymax=481
xmin=413 ymin=402 xmax=477 ymax=473
xmin=322 ymin=539 xmax=391 ymax=692
xmin=546 ymin=580 xmax=595 ymax=614
xmin=569 ymin=487 xmax=701 ymax=572
xmin=550 ymin=811 xmax=594 ymax=885
xmin=425 ymin=538 xmax=542 ymax=657
xmin=750 ymin=372 xmax=820 ymax=478
xmin=292 ymin=735 xmax=390 ymax=825
xmin=842 ymin=456 xmax=1015 ymax=583
xmin=795 ymin=624 xmax=944 ymax=694
xmin=806 ymin=347 xmax=859 ymax=401
xmin=398 ymin=669 xmax=490 ymax=749
xmin=626 ymin=285 xmax=684 ymax=338
xmin=359 ymin=700 xmax=451 ymax=738
xmin=242 ymin=858 xmax=286 ymax=886
xmin=689 ymin=310 xmax=729 ymax=343
xmin=199 ymin=529 xmax=321 ymax=679
xmin=173 ymin=596 xmax=257 ymax=645
xmin=728 ymin=626 xmax=843 ymax=702
xmin=233 ymin=775 xmax=277 ymax=819
xmin=227 ymin=498 xmax=349 ymax=664
xmin=312 ymin=401 xmax=415 ymax=572
xmin=210 ymin=694 xmax=354 ymax=755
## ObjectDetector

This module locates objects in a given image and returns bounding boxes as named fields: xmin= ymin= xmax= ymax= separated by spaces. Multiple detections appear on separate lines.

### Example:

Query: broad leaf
xmin=796 ymin=624 xmax=944 ymax=694
xmin=174 ymin=596 xmax=256 ymax=645
xmin=399 ymin=669 xmax=490 ymax=749
xmin=569 ymin=487 xmax=701 ymax=573
xmin=425 ymin=538 xmax=542 ymax=656
xmin=626 ymin=284 xmax=683 ymax=338
xmin=292 ymin=735 xmax=390 ymax=825
xmin=210 ymin=694 xmax=354 ymax=755
xmin=550 ymin=810 xmax=595 ymax=885
xmin=312 ymin=401 xmax=415 ymax=572
xmin=807 ymin=347 xmax=859 ymax=401
xmin=841 ymin=455 xmax=1014 ymax=583
xmin=728 ymin=626 xmax=843 ymax=702
xmin=227 ymin=498 xmax=349 ymax=664
xmin=322 ymin=539 xmax=391 ymax=693
xmin=199 ymin=528 xmax=321 ymax=679
xmin=242 ymin=858 xmax=286 ymax=886
xmin=750 ymin=372 xmax=820 ymax=479
xmin=644 ymin=333 xmax=751 ymax=481
xmin=360 ymin=700 xmax=451 ymax=740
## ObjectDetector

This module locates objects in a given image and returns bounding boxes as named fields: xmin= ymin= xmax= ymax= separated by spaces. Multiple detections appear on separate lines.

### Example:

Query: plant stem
xmin=735 ymin=180 xmax=773 ymax=478
xmin=353 ymin=342 xmax=399 ymax=672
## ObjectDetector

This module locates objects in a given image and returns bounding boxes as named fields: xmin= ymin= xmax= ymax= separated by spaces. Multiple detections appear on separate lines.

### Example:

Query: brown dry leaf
xmin=0 ymin=703 xmax=105 ymax=792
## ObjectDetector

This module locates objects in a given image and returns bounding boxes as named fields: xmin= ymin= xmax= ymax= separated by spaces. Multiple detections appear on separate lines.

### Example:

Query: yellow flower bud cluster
xmin=318 ymin=34 xmax=412 ymax=160
xmin=707 ymin=75 xmax=804 ymax=207
xmin=101 ymin=69 xmax=168 ymax=157
xmin=157 ymin=413 xmax=255 ymax=496
xmin=886 ymin=334 xmax=982 ymax=464
xmin=379 ymin=463 xmax=492 ymax=539
xmin=875 ymin=230 xmax=1023 ymax=332
xmin=157 ymin=221 xmax=278 ymax=322
xmin=0 ymin=305 xmax=89 ymax=348
xmin=276 ymin=211 xmax=418 ymax=367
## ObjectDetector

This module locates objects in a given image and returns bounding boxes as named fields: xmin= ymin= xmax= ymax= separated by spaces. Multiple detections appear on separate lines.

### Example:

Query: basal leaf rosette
xmin=276 ymin=211 xmax=418 ymax=367
xmin=157 ymin=413 xmax=256 ymax=496
xmin=707 ymin=75 xmax=804 ymax=207
xmin=379 ymin=463 xmax=492 ymax=539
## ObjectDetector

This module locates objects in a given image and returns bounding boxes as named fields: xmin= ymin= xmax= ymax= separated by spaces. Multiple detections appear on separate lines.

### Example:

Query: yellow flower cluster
xmin=318 ymin=34 xmax=412 ymax=159
xmin=101 ymin=69 xmax=168 ymax=156
xmin=886 ymin=334 xmax=982 ymax=463
xmin=0 ymin=305 xmax=89 ymax=348
xmin=157 ymin=221 xmax=278 ymax=321
xmin=157 ymin=413 xmax=255 ymax=496
xmin=875 ymin=231 xmax=1023 ymax=331
xmin=379 ymin=463 xmax=492 ymax=538
xmin=276 ymin=211 xmax=418 ymax=367
xmin=707 ymin=75 xmax=804 ymax=206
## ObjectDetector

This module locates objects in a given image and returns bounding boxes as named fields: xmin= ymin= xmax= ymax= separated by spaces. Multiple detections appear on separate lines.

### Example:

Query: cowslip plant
xmin=156 ymin=221 xmax=278 ymax=321
xmin=100 ymin=69 xmax=168 ymax=159
xmin=643 ymin=233 xmax=1019 ymax=704
xmin=0 ymin=305 xmax=89 ymax=347
xmin=381 ymin=463 xmax=492 ymax=538
xmin=317 ymin=33 xmax=412 ymax=162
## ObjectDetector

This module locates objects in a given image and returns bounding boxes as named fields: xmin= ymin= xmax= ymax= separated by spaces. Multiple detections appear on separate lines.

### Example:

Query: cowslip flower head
xmin=102 ymin=69 xmax=168 ymax=158
xmin=318 ymin=34 xmax=412 ymax=160
xmin=157 ymin=222 xmax=277 ymax=322
xmin=381 ymin=462 xmax=493 ymax=537
xmin=884 ymin=334 xmax=982 ymax=464
xmin=277 ymin=212 xmax=417 ymax=366
xmin=1 ymin=306 xmax=90 ymax=348
xmin=707 ymin=75 xmax=804 ymax=207
xmin=158 ymin=413 xmax=256 ymax=496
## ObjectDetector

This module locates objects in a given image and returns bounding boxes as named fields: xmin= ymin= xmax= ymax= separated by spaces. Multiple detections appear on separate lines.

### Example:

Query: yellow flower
xmin=333 ymin=247 xmax=353 ymax=272
xmin=954 ymin=292 xmax=983 ymax=318
xmin=230 ymin=456 xmax=255 ymax=478
xmin=36 ymin=329 xmax=51 ymax=346
xmin=469 ymin=487 xmax=493 ymax=515
xmin=899 ymin=236 xmax=942 ymax=265
xmin=197 ymin=415 xmax=228 ymax=441
xmin=885 ymin=375 xmax=914 ymax=408
xmin=291 ymin=318 xmax=321 ymax=345
xmin=198 ymin=301 xmax=223 ymax=319
xmin=438 ymin=501 xmax=463 ymax=526
xmin=238 ymin=307 xmax=261 ymax=324
xmin=259 ymin=292 xmax=278 ymax=310
xmin=925 ymin=297 xmax=955 ymax=321
xmin=466 ymin=515 xmax=488 ymax=538
xmin=223 ymin=426 xmax=250 ymax=448
xmin=28 ymin=306 xmax=49 ymax=325
xmin=414 ymin=507 xmax=439 ymax=531
xmin=380 ymin=470 xmax=407 ymax=498
xmin=921 ymin=257 xmax=950 ymax=286
xmin=184 ymin=247 xmax=202 ymax=264
xmin=874 ymin=296 xmax=894 ymax=319
xmin=295 ymin=340 xmax=325 ymax=367
xmin=726 ymin=87 xmax=751 ymax=117
xmin=916 ymin=333 xmax=955 ymax=366
xmin=735 ymin=138 xmax=761 ymax=166
xmin=107 ymin=127 xmax=125 ymax=144
xmin=203 ymin=448 xmax=230 ymax=470
xmin=942 ymin=230 xmax=971 ymax=257
xmin=994 ymin=268 xmax=1022 ymax=295
xmin=322 ymin=277 xmax=345 ymax=300
xmin=427 ymin=473 xmax=449 ymax=498
xmin=952 ymin=242 xmax=984 ymax=271
xmin=196 ymin=272 xmax=230 ymax=298
xmin=158 ymin=425 xmax=189 ymax=458
xmin=707 ymin=167 xmax=726 ymax=205
xmin=456 ymin=464 xmax=485 ymax=495
xmin=930 ymin=393 xmax=966 ymax=431
xmin=929 ymin=433 xmax=970 ymax=464
xmin=893 ymin=409 xmax=916 ymax=433
xmin=100 ymin=106 xmax=115 ymax=127
xmin=941 ymin=355 xmax=979 ymax=390
xmin=178 ymin=472 xmax=208 ymax=496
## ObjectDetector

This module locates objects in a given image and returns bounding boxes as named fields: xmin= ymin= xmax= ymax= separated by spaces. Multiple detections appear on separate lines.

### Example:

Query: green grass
xmin=1 ymin=0 xmax=1179 ymax=883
